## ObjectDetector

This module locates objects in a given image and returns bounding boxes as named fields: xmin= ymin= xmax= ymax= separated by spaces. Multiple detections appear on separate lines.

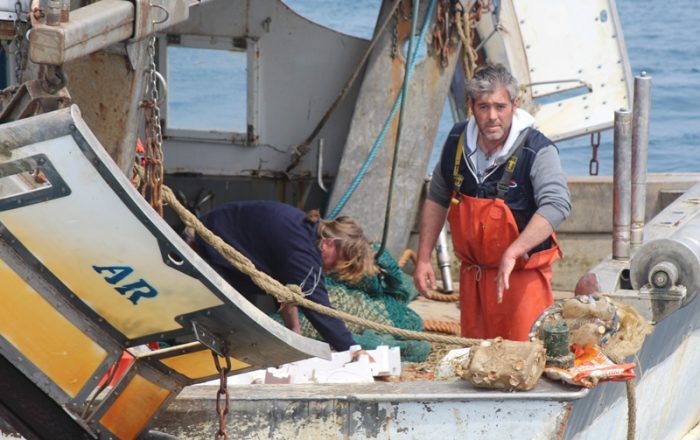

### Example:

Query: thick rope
xmin=602 ymin=351 xmax=637 ymax=440
xmin=423 ymin=320 xmax=461 ymax=336
xmin=398 ymin=249 xmax=459 ymax=302
xmin=397 ymin=248 xmax=417 ymax=268
xmin=624 ymin=380 xmax=637 ymax=440
xmin=454 ymin=6 xmax=479 ymax=82
xmin=424 ymin=290 xmax=460 ymax=302
xmin=162 ymin=186 xmax=477 ymax=346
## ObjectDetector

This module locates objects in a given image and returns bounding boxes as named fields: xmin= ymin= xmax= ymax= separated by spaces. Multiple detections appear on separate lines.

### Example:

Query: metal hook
xmin=154 ymin=70 xmax=168 ymax=105
xmin=150 ymin=3 xmax=169 ymax=25
xmin=143 ymin=69 xmax=168 ymax=105
xmin=316 ymin=138 xmax=328 ymax=192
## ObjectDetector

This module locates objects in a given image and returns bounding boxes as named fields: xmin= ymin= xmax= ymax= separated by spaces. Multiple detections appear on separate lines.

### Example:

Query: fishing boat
xmin=1 ymin=0 xmax=699 ymax=438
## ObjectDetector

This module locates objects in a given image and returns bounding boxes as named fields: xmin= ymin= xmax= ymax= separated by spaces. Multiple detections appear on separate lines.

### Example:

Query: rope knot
xmin=466 ymin=264 xmax=483 ymax=281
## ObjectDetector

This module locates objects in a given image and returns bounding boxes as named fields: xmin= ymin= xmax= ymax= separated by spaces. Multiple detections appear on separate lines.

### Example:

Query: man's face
xmin=469 ymin=87 xmax=518 ymax=150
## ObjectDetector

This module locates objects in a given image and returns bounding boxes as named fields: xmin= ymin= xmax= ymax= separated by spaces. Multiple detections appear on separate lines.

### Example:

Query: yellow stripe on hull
xmin=0 ymin=259 xmax=107 ymax=398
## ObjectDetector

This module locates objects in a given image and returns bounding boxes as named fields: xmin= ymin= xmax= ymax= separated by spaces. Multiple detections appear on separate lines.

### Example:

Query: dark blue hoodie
xmin=194 ymin=200 xmax=355 ymax=351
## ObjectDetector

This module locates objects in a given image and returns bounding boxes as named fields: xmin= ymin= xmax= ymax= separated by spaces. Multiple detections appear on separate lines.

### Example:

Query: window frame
xmin=158 ymin=34 xmax=259 ymax=146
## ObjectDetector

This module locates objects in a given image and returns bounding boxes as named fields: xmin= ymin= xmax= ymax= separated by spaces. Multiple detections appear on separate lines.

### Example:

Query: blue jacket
xmin=194 ymin=200 xmax=356 ymax=351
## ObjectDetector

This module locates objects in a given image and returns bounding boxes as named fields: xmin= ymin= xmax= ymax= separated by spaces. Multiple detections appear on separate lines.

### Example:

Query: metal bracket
xmin=0 ymin=80 xmax=71 ymax=124
xmin=638 ymin=283 xmax=687 ymax=301
xmin=192 ymin=321 xmax=228 ymax=358
xmin=131 ymin=0 xmax=191 ymax=42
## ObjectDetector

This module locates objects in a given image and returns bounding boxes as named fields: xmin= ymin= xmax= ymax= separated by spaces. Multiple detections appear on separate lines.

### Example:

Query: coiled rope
xmin=423 ymin=320 xmax=461 ymax=336
xmin=398 ymin=249 xmax=459 ymax=302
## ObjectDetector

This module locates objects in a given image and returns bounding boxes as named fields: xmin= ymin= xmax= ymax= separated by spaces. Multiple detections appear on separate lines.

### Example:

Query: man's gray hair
xmin=465 ymin=63 xmax=519 ymax=102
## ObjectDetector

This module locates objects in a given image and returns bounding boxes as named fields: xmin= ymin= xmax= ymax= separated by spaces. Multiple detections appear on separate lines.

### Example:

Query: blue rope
xmin=327 ymin=0 xmax=438 ymax=219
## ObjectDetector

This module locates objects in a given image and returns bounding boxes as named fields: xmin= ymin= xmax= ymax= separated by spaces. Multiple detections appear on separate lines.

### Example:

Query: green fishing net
xmin=272 ymin=248 xmax=431 ymax=362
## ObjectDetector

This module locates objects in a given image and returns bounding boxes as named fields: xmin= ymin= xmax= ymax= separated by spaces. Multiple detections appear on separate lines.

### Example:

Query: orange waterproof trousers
xmin=448 ymin=193 xmax=561 ymax=341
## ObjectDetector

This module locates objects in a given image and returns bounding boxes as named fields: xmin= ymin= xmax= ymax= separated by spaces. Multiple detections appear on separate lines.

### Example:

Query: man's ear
xmin=512 ymin=97 xmax=519 ymax=110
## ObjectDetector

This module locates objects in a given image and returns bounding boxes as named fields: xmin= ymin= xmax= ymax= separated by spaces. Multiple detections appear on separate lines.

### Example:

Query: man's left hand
xmin=496 ymin=249 xmax=526 ymax=303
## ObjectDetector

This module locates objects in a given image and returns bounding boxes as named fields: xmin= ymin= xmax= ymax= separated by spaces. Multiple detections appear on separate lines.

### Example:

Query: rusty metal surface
xmin=326 ymin=0 xmax=460 ymax=256
xmin=29 ymin=0 xmax=134 ymax=65
xmin=0 ymin=79 xmax=71 ymax=123
xmin=62 ymin=46 xmax=147 ymax=173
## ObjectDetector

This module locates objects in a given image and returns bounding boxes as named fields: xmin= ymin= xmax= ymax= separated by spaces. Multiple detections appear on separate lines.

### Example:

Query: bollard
xmin=631 ymin=72 xmax=652 ymax=249
xmin=613 ymin=108 xmax=633 ymax=260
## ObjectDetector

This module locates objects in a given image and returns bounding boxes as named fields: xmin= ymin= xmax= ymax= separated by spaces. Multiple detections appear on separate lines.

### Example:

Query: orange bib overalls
xmin=448 ymin=129 xmax=561 ymax=341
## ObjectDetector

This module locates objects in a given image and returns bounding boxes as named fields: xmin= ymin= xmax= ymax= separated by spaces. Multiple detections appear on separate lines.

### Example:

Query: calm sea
xmin=282 ymin=0 xmax=700 ymax=177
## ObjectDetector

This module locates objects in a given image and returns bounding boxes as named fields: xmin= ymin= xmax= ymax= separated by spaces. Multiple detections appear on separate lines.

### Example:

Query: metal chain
xmin=453 ymin=0 xmax=493 ymax=116
xmin=432 ymin=1 xmax=446 ymax=66
xmin=212 ymin=351 xmax=232 ymax=440
xmin=399 ymin=0 xmax=411 ymax=20
xmin=589 ymin=131 xmax=600 ymax=176
xmin=141 ymin=34 xmax=165 ymax=216
xmin=432 ymin=0 xmax=468 ymax=69
xmin=391 ymin=9 xmax=399 ymax=59
xmin=391 ymin=0 xmax=412 ymax=60
xmin=12 ymin=0 xmax=28 ymax=84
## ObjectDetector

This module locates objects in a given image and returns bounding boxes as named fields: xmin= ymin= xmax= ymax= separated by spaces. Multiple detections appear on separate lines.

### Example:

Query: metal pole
xmin=46 ymin=0 xmax=62 ymax=25
xmin=436 ymin=225 xmax=453 ymax=293
xmin=630 ymin=72 xmax=652 ymax=249
xmin=613 ymin=108 xmax=633 ymax=260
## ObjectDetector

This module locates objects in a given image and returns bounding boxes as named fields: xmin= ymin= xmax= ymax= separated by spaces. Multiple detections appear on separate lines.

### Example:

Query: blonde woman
xmin=193 ymin=200 xmax=376 ymax=351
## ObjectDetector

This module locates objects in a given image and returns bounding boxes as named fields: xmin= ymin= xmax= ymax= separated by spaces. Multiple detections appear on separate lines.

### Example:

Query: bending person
xmin=413 ymin=63 xmax=571 ymax=341
xmin=191 ymin=200 xmax=377 ymax=351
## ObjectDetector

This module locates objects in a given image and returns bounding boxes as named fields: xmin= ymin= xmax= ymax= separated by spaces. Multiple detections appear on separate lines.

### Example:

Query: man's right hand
xmin=413 ymin=259 xmax=437 ymax=297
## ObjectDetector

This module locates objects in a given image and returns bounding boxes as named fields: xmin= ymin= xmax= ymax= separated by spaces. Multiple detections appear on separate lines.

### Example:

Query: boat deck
xmin=152 ymin=375 xmax=587 ymax=439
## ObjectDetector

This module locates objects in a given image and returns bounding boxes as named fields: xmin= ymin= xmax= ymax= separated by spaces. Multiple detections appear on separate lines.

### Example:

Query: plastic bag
xmin=544 ymin=343 xmax=635 ymax=388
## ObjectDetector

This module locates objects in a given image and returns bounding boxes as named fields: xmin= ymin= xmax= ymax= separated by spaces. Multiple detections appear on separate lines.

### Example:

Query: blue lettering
xmin=114 ymin=279 xmax=158 ymax=305
xmin=92 ymin=265 xmax=134 ymax=285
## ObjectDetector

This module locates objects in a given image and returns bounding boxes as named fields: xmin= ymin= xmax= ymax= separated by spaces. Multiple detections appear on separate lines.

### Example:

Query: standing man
xmin=413 ymin=63 xmax=571 ymax=341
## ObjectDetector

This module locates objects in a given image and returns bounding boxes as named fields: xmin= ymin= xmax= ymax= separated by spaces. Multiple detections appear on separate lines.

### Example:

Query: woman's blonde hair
xmin=308 ymin=210 xmax=378 ymax=283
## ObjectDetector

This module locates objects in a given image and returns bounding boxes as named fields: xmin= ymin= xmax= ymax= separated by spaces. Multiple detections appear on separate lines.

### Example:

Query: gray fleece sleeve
xmin=531 ymin=145 xmax=571 ymax=229
xmin=426 ymin=160 xmax=452 ymax=208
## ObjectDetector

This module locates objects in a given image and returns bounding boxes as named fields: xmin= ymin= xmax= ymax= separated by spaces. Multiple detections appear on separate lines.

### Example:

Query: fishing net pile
xmin=275 ymin=248 xmax=432 ymax=362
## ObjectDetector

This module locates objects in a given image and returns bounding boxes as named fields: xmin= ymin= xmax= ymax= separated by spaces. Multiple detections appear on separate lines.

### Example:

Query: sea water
xmin=282 ymin=0 xmax=700 ymax=177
